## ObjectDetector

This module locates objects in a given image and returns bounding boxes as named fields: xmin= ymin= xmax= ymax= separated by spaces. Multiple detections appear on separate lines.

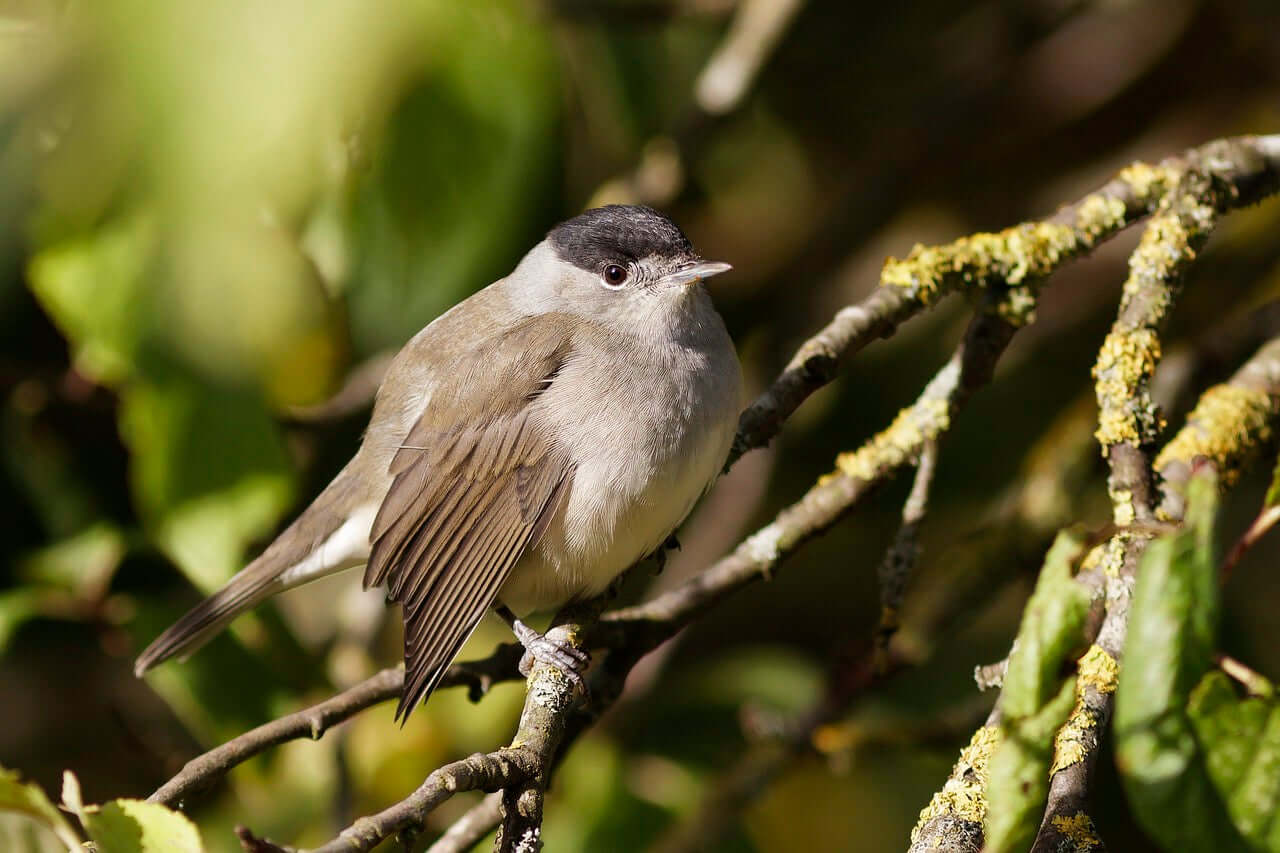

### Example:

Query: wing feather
xmin=363 ymin=327 xmax=576 ymax=721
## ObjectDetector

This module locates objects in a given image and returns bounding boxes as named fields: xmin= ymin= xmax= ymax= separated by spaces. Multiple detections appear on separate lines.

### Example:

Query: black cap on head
xmin=547 ymin=205 xmax=694 ymax=273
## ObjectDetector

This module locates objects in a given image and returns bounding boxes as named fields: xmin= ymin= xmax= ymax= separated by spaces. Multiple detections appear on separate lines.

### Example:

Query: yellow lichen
xmin=1118 ymin=162 xmax=1181 ymax=205
xmin=1125 ymin=211 xmax=1195 ymax=291
xmin=1077 ymin=645 xmax=1119 ymax=694
xmin=1154 ymin=384 xmax=1275 ymax=486
xmin=1098 ymin=537 xmax=1126 ymax=579
xmin=1074 ymin=193 xmax=1128 ymax=243
xmin=911 ymin=725 xmax=1001 ymax=841
xmin=1093 ymin=328 xmax=1163 ymax=449
xmin=1051 ymin=698 xmax=1096 ymax=775
xmin=835 ymin=396 xmax=951 ymax=482
xmin=1051 ymin=813 xmax=1103 ymax=849
xmin=1079 ymin=544 xmax=1105 ymax=572
xmin=880 ymin=220 xmax=1081 ymax=308
xmin=1112 ymin=489 xmax=1135 ymax=525
xmin=1050 ymin=646 xmax=1117 ymax=775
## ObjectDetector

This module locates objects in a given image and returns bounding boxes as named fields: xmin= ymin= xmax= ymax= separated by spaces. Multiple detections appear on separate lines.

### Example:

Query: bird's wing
xmin=365 ymin=316 xmax=576 ymax=721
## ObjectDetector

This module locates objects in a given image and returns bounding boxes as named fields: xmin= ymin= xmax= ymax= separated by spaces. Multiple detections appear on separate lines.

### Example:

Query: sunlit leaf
xmin=19 ymin=522 xmax=126 ymax=596
xmin=1116 ymin=470 xmax=1249 ymax=850
xmin=0 ymin=590 xmax=41 ymax=654
xmin=987 ymin=678 xmax=1077 ymax=853
xmin=985 ymin=531 xmax=1092 ymax=853
xmin=1189 ymin=673 xmax=1280 ymax=849
xmin=345 ymin=0 xmax=559 ymax=354
xmin=999 ymin=531 xmax=1091 ymax=719
xmin=81 ymin=800 xmax=204 ymax=853
xmin=1265 ymin=453 xmax=1280 ymax=509
xmin=63 ymin=771 xmax=204 ymax=853
xmin=118 ymin=374 xmax=294 ymax=592
xmin=0 ymin=766 xmax=80 ymax=851
xmin=27 ymin=215 xmax=155 ymax=386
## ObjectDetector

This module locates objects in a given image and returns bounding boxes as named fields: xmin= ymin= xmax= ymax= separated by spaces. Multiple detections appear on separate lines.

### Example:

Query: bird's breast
xmin=500 ymin=326 xmax=742 ymax=613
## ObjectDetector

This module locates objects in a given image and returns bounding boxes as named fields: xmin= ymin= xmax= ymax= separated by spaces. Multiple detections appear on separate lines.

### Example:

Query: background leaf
xmin=0 ymin=766 xmax=80 ymax=851
xmin=985 ymin=531 xmax=1092 ymax=853
xmin=1115 ymin=471 xmax=1251 ymax=850
xmin=81 ymin=799 xmax=204 ymax=853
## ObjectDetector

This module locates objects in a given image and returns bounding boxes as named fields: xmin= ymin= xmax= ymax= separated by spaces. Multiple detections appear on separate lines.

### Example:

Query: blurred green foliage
xmin=1 ymin=0 xmax=1280 ymax=851
xmin=985 ymin=531 xmax=1091 ymax=853
xmin=1117 ymin=472 xmax=1280 ymax=851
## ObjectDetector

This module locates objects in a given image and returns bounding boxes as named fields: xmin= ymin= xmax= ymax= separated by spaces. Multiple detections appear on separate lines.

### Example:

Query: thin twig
xmin=653 ymin=309 xmax=989 ymax=853
xmin=694 ymin=0 xmax=806 ymax=115
xmin=875 ymin=438 xmax=939 ymax=671
xmin=150 ymin=646 xmax=524 ymax=807
xmin=309 ymin=749 xmax=535 ymax=853
xmin=424 ymin=793 xmax=502 ymax=853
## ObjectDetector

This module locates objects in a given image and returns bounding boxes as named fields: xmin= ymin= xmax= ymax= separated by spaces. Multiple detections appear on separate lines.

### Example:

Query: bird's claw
xmin=512 ymin=619 xmax=591 ymax=691
xmin=652 ymin=533 xmax=683 ymax=575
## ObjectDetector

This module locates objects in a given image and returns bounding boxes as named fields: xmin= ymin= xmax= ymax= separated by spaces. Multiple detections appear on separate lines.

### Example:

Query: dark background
xmin=2 ymin=0 xmax=1279 ymax=849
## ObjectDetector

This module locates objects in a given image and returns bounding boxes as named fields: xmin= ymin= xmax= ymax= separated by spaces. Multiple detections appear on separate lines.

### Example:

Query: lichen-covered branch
xmin=1023 ymin=171 xmax=1223 ymax=853
xmin=1030 ymin=335 xmax=1280 ymax=853
xmin=1094 ymin=170 xmax=1221 ymax=526
xmin=732 ymin=134 xmax=1280 ymax=466
xmin=654 ymin=419 xmax=945 ymax=853
xmin=908 ymin=712 xmax=1002 ymax=853
xmin=603 ymin=306 xmax=1018 ymax=656
xmin=913 ymin=136 xmax=1280 ymax=853
xmin=150 ymin=135 xmax=1280 ymax=853
xmin=1155 ymin=336 xmax=1280 ymax=518
xmin=302 ymin=623 xmax=586 ymax=853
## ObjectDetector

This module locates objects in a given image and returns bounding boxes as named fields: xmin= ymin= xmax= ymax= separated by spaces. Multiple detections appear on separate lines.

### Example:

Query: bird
xmin=134 ymin=204 xmax=743 ymax=721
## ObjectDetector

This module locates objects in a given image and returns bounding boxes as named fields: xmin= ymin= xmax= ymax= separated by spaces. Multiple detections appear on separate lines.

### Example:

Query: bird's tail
xmin=134 ymin=461 xmax=378 ymax=677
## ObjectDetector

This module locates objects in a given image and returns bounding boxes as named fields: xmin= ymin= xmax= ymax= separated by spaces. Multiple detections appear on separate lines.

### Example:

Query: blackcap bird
xmin=134 ymin=205 xmax=743 ymax=720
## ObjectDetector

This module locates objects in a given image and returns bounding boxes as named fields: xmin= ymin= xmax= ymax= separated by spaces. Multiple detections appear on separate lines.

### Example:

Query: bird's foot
xmin=652 ymin=533 xmax=682 ymax=575
xmin=511 ymin=619 xmax=591 ymax=690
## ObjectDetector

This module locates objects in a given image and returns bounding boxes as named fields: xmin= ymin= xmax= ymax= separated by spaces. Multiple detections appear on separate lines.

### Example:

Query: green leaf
xmin=61 ymin=771 xmax=204 ymax=853
xmin=1116 ymin=469 xmax=1250 ymax=850
xmin=19 ymin=522 xmax=126 ymax=595
xmin=345 ymin=0 xmax=559 ymax=355
xmin=1000 ymin=531 xmax=1092 ymax=719
xmin=0 ymin=766 xmax=81 ymax=851
xmin=1189 ymin=672 xmax=1280 ymax=849
xmin=118 ymin=374 xmax=294 ymax=591
xmin=27 ymin=215 xmax=156 ymax=386
xmin=985 ymin=530 xmax=1093 ymax=853
xmin=81 ymin=800 xmax=204 ymax=853
xmin=987 ymin=677 xmax=1079 ymax=853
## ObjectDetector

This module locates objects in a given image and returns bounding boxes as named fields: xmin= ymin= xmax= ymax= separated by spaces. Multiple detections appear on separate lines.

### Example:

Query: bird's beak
xmin=660 ymin=260 xmax=733 ymax=288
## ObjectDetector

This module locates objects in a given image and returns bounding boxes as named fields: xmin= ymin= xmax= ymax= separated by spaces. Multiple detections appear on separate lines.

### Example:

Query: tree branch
xmin=150 ymin=645 xmax=524 ymax=808
xmin=150 ymin=134 xmax=1280 ymax=852
xmin=731 ymin=134 xmax=1280 ymax=466
xmin=654 ymin=426 xmax=945 ymax=853
xmin=1032 ymin=347 xmax=1280 ymax=853
xmin=424 ymin=793 xmax=502 ymax=853
xmin=911 ymin=136 xmax=1280 ymax=853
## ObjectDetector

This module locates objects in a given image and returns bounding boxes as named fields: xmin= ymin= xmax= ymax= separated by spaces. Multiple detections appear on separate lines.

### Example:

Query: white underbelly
xmin=498 ymin=408 xmax=734 ymax=614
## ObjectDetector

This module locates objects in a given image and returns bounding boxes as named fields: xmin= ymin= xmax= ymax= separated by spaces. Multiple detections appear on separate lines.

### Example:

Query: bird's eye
xmin=601 ymin=264 xmax=629 ymax=288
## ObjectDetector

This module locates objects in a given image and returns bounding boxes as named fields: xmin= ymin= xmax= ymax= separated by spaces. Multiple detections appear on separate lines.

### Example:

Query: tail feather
xmin=133 ymin=564 xmax=282 ymax=676
xmin=134 ymin=459 xmax=380 ymax=677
